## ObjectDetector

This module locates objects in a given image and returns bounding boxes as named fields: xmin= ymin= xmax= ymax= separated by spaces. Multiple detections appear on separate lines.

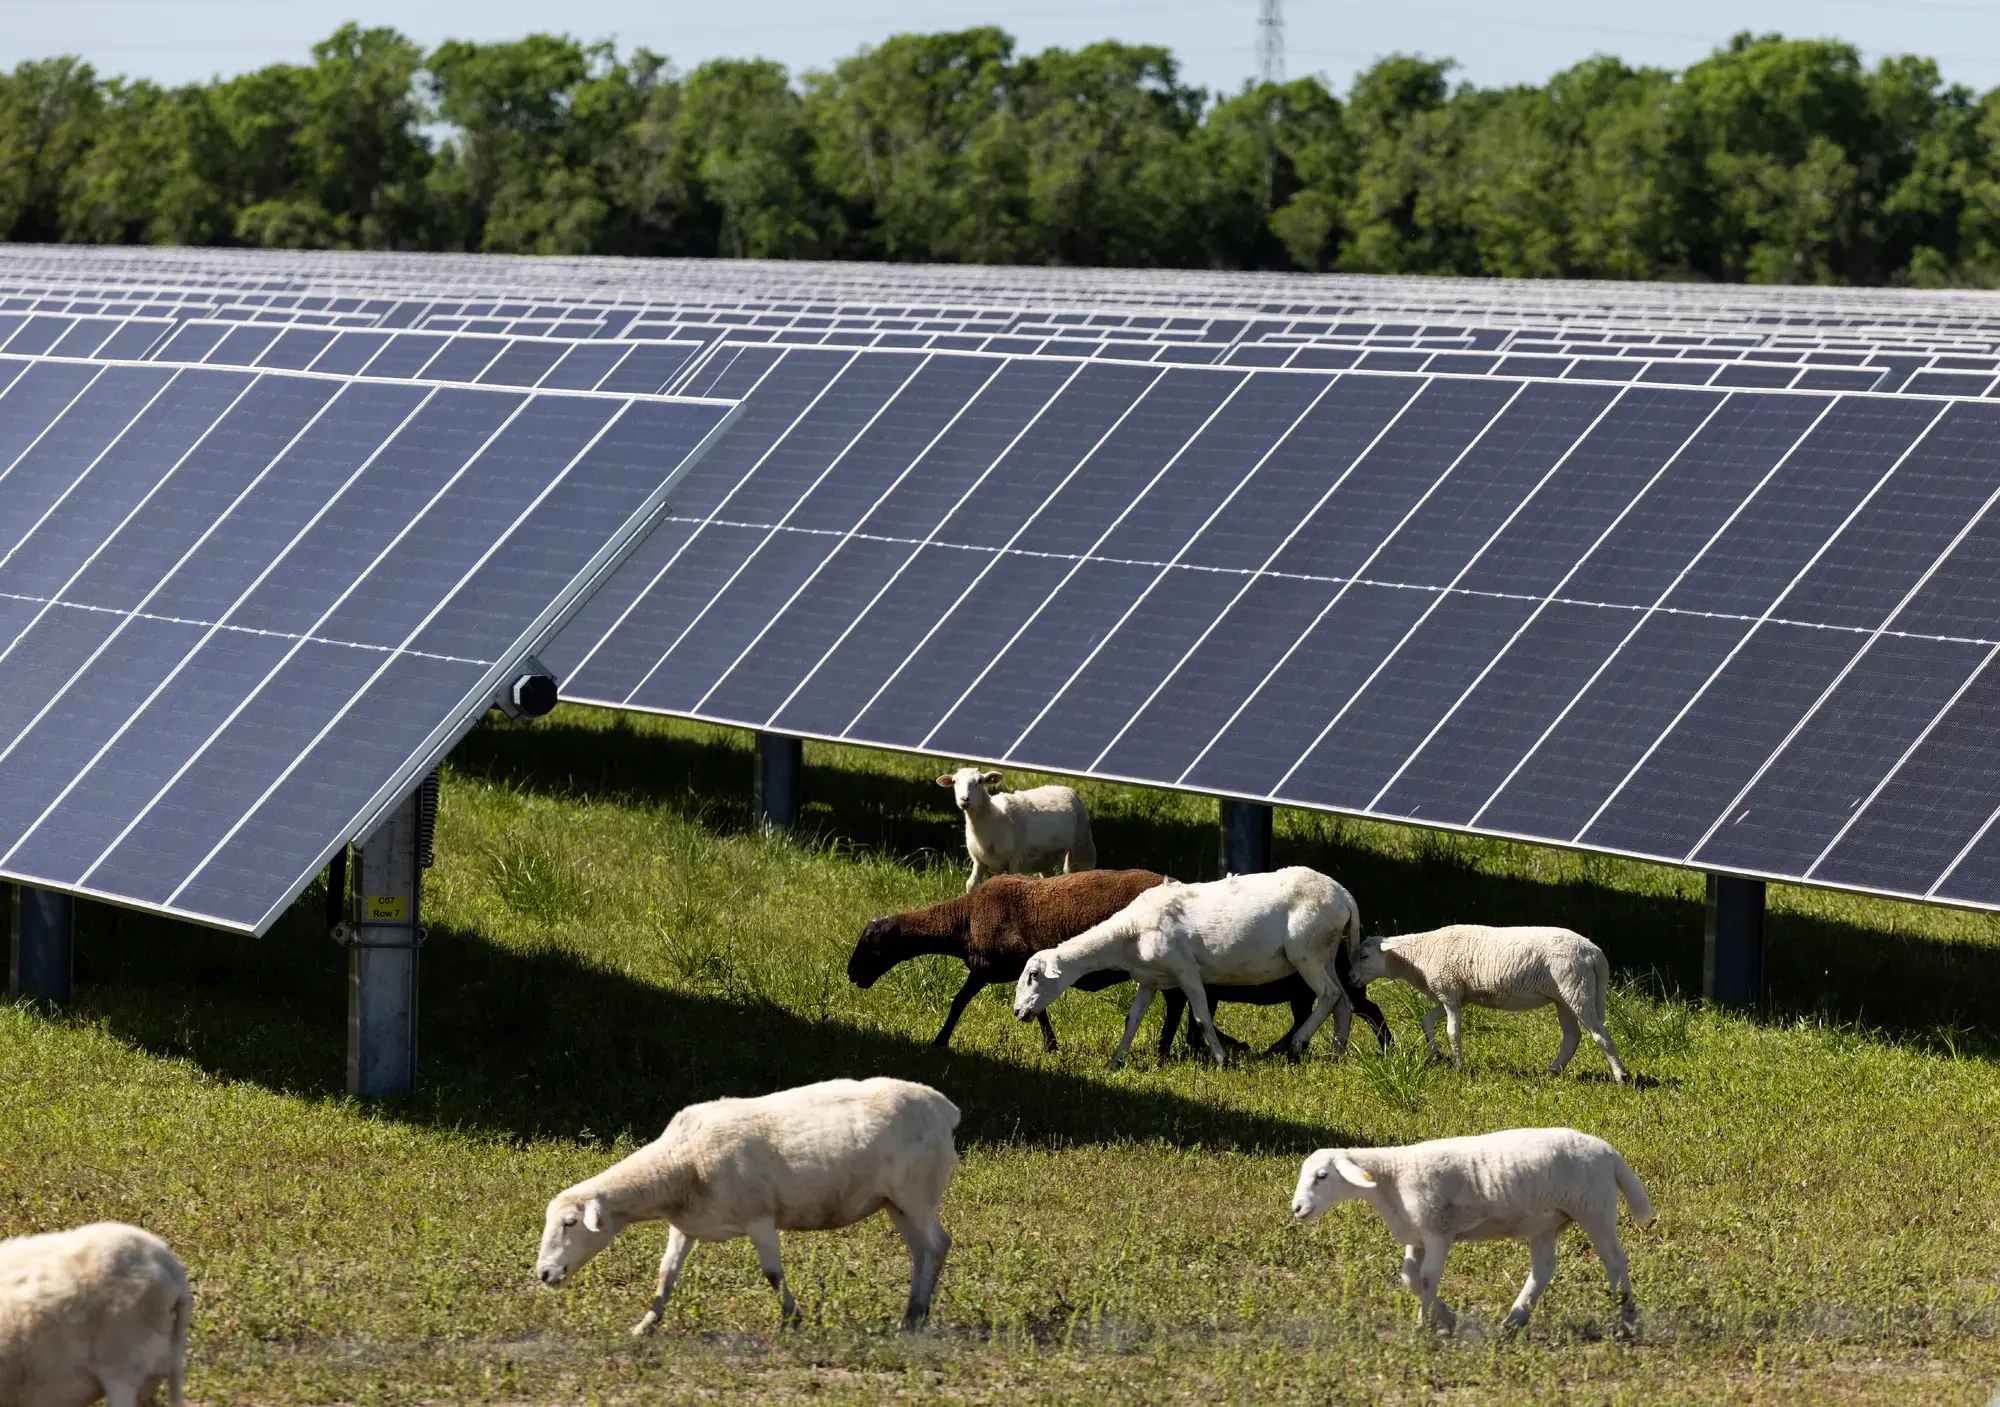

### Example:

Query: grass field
xmin=9 ymin=704 xmax=2000 ymax=1403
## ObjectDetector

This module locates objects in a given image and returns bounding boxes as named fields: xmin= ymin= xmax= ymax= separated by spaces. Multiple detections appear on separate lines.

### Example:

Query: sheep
xmin=1349 ymin=924 xmax=1629 ymax=1082
xmin=1291 ymin=1127 xmax=1653 ymax=1334
xmin=1012 ymin=866 xmax=1363 ymax=1068
xmin=848 ymin=869 xmax=1171 ymax=1051
xmin=536 ymin=1077 xmax=959 ymax=1334
xmin=0 ymin=1221 xmax=190 ymax=1407
xmin=848 ymin=870 xmax=1387 ymax=1056
xmin=937 ymin=767 xmax=1095 ymax=892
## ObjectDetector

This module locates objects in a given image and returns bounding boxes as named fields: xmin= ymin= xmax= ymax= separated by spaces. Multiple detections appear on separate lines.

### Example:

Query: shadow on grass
xmin=446 ymin=713 xmax=1229 ymax=884
xmin=70 ymin=896 xmax=1340 ymax=1154
xmin=452 ymin=712 xmax=2000 ymax=1048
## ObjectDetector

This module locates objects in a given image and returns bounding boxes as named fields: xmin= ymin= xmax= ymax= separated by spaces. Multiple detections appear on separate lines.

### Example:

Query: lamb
xmin=1349 ymin=924 xmax=1629 ymax=1082
xmin=0 ymin=1221 xmax=190 ymax=1407
xmin=937 ymin=767 xmax=1095 ymax=892
xmin=536 ymin=1077 xmax=959 ymax=1334
xmin=1012 ymin=866 xmax=1363 ymax=1068
xmin=1291 ymin=1127 xmax=1653 ymax=1334
xmin=848 ymin=869 xmax=1171 ymax=1051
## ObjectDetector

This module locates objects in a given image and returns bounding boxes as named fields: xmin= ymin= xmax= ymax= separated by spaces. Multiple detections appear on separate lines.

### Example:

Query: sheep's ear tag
xmin=1334 ymin=1157 xmax=1376 ymax=1188
xmin=582 ymin=1199 xmax=607 ymax=1233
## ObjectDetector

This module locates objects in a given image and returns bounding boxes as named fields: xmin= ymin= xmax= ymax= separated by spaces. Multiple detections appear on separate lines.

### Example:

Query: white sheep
xmin=536 ymin=1077 xmax=959 ymax=1334
xmin=936 ymin=767 xmax=1095 ymax=893
xmin=1012 ymin=866 xmax=1362 ymax=1067
xmin=1291 ymin=1127 xmax=1653 ymax=1334
xmin=1350 ymin=924 xmax=1629 ymax=1082
xmin=0 ymin=1221 xmax=190 ymax=1407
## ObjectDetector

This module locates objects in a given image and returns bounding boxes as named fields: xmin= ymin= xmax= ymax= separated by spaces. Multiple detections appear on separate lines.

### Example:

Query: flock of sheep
xmin=0 ymin=770 xmax=1650 ymax=1405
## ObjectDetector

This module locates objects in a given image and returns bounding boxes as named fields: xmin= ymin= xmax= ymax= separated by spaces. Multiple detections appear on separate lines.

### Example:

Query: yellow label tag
xmin=366 ymin=895 xmax=407 ymax=922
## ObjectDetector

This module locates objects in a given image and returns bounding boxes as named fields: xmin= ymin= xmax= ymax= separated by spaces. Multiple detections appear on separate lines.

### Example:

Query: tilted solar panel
xmin=0 ymin=353 xmax=737 ymax=932
xmin=538 ymin=342 xmax=2000 ymax=911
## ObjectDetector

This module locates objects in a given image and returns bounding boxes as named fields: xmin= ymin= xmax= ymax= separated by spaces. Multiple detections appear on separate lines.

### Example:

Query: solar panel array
xmin=14 ymin=246 xmax=2000 ymax=921
xmin=0 ymin=280 xmax=738 ymax=933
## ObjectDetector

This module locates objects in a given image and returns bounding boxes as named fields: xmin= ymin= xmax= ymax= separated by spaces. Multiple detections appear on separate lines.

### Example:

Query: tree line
xmin=3 ymin=23 xmax=1998 ymax=284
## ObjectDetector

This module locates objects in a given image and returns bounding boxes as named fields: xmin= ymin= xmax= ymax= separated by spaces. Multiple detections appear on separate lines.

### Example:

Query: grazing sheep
xmin=1291 ymin=1127 xmax=1653 ymax=1334
xmin=0 ymin=1221 xmax=190 ymax=1407
xmin=937 ymin=767 xmax=1095 ymax=892
xmin=1157 ymin=942 xmax=1393 ymax=1060
xmin=1013 ymin=867 xmax=1363 ymax=1068
xmin=848 ymin=870 xmax=1171 ymax=1051
xmin=848 ymin=870 xmax=1383 ymax=1056
xmin=537 ymin=1078 xmax=959 ymax=1334
xmin=1350 ymin=925 xmax=1629 ymax=1082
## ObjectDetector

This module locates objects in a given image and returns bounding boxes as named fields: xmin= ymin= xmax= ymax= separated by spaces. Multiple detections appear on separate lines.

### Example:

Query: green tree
xmin=1197 ymin=77 xmax=1352 ymax=270
xmin=0 ymin=57 xmax=106 ymax=242
xmin=805 ymin=28 xmax=1025 ymax=262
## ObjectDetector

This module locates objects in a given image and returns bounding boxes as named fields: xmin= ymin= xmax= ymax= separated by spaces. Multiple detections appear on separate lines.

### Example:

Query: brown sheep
xmin=848 ymin=870 xmax=1165 ymax=1052
xmin=848 ymin=869 xmax=1390 ymax=1056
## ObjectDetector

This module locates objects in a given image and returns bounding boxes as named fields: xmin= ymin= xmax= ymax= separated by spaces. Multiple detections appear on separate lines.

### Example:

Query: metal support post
xmin=9 ymin=883 xmax=74 ymax=1007
xmin=1704 ymin=873 xmax=1765 ymax=1008
xmin=755 ymin=732 xmax=803 ymax=831
xmin=1220 ymin=799 xmax=1274 ymax=877
xmin=333 ymin=780 xmax=430 ymax=1098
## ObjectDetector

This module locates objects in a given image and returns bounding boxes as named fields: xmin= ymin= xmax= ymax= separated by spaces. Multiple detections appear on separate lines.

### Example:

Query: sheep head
xmin=847 ymin=916 xmax=901 ymax=988
xmin=536 ymin=1190 xmax=622 ymax=1287
xmin=937 ymin=767 xmax=1004 ymax=812
xmin=1346 ymin=933 xmax=1387 ymax=986
xmin=1291 ymin=1149 xmax=1379 ymax=1222
xmin=1012 ymin=950 xmax=1067 ymax=1020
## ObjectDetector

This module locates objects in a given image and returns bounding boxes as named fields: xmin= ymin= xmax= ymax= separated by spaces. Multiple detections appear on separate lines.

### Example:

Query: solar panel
xmin=0 ymin=352 xmax=737 ymax=932
xmin=537 ymin=342 xmax=2000 ymax=911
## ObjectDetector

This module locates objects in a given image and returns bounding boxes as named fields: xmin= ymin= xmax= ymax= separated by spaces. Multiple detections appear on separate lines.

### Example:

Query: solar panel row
xmin=537 ymin=343 xmax=2000 ymax=910
xmin=12 ymin=242 xmax=2000 ymax=934
xmin=0 ymin=352 xmax=736 ymax=931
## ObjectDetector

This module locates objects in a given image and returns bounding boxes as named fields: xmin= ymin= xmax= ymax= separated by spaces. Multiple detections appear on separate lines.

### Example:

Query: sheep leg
xmin=1420 ymin=1004 xmax=1444 ymax=1061
xmin=1173 ymin=975 xmax=1230 ymax=1068
xmin=931 ymin=974 xmax=988 ymax=1049
xmin=1336 ymin=946 xmax=1394 ymax=1052
xmin=1579 ymin=1010 xmax=1631 ymax=1084
xmin=1280 ymin=959 xmax=1353 ymax=1064
xmin=98 ymin=1384 xmax=141 ymax=1407
xmin=887 ymin=1204 xmax=952 ymax=1330
xmin=1550 ymin=1005 xmax=1582 ymax=1074
xmin=632 ymin=1223 xmax=695 ymax=1335
xmin=1109 ymin=985 xmax=1158 ymax=1068
xmin=1583 ymin=1217 xmax=1637 ymax=1336
xmin=748 ymin=1223 xmax=800 ymax=1328
xmin=1504 ymin=1233 xmax=1559 ymax=1331
xmin=1262 ymin=990 xmax=1315 ymax=1058
xmin=1036 ymin=1011 xmax=1060 ymax=1053
xmin=1442 ymin=1002 xmax=1465 ymax=1069
xmin=1166 ymin=987 xmax=1249 ymax=1059
xmin=1405 ymin=1238 xmax=1455 ymax=1333
xmin=963 ymin=860 xmax=989 ymax=894
xmin=1157 ymin=986 xmax=1188 ymax=1058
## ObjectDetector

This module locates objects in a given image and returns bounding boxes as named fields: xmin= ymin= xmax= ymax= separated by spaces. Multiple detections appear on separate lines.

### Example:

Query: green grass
xmin=9 ymin=704 xmax=2000 ymax=1402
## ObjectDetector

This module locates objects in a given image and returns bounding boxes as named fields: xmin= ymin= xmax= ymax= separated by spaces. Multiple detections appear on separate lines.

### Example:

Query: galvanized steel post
xmin=8 ymin=883 xmax=73 ymax=1007
xmin=1219 ymin=799 xmax=1274 ymax=877
xmin=1704 ymin=873 xmax=1765 ymax=1009
xmin=335 ymin=785 xmax=428 ymax=1098
xmin=755 ymin=733 xmax=803 ymax=831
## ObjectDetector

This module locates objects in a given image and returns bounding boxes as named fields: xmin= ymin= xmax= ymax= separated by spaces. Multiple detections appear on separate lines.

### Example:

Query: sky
xmin=4 ymin=0 xmax=1999 ymax=100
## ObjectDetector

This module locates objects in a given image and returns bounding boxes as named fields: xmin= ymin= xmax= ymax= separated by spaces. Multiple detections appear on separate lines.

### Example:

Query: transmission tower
xmin=1257 ymin=0 xmax=1285 ymax=211
xmin=1256 ymin=0 xmax=1285 ymax=86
